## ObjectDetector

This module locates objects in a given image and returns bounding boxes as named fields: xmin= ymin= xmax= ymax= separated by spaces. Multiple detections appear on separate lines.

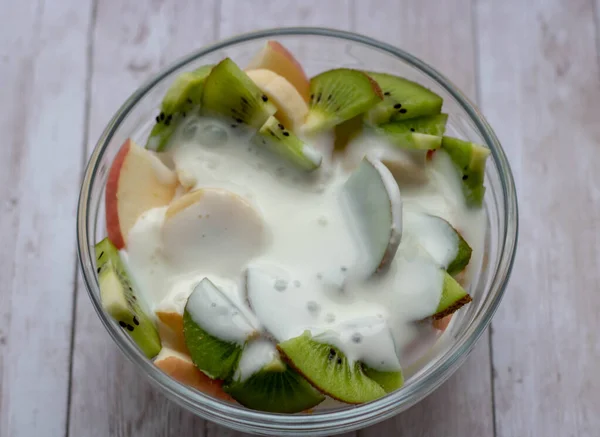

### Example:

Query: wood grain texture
xmin=476 ymin=0 xmax=600 ymax=436
xmin=0 ymin=0 xmax=92 ymax=436
xmin=68 ymin=1 xmax=217 ymax=436
xmin=353 ymin=1 xmax=494 ymax=435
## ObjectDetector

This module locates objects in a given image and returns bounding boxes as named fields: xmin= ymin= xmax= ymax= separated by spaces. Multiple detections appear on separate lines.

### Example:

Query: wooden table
xmin=1 ymin=0 xmax=599 ymax=435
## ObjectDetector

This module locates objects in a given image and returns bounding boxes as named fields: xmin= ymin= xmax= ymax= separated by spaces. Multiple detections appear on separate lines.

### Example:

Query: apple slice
xmin=246 ymin=69 xmax=309 ymax=130
xmin=246 ymin=40 xmax=310 ymax=102
xmin=105 ymin=139 xmax=177 ymax=249
xmin=154 ymin=347 xmax=234 ymax=401
xmin=343 ymin=156 xmax=403 ymax=274
xmin=156 ymin=310 xmax=188 ymax=354
xmin=162 ymin=188 xmax=267 ymax=275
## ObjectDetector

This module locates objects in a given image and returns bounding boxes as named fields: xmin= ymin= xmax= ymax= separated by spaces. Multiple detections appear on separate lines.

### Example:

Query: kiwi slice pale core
xmin=146 ymin=65 xmax=213 ymax=151
xmin=441 ymin=136 xmax=490 ymax=207
xmin=304 ymin=69 xmax=383 ymax=133
xmin=95 ymin=238 xmax=161 ymax=358
xmin=365 ymin=72 xmax=443 ymax=124
xmin=202 ymin=58 xmax=277 ymax=129
xmin=224 ymin=356 xmax=325 ymax=413
xmin=253 ymin=115 xmax=323 ymax=171
xmin=278 ymin=331 xmax=388 ymax=404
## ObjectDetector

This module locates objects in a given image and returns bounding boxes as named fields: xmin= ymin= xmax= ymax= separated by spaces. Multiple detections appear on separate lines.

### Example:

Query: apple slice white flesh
xmin=161 ymin=188 xmax=268 ymax=275
xmin=343 ymin=156 xmax=403 ymax=274
xmin=246 ymin=69 xmax=309 ymax=130
xmin=105 ymin=139 xmax=177 ymax=249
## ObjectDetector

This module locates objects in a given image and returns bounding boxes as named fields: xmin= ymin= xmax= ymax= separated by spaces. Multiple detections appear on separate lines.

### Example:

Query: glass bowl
xmin=77 ymin=27 xmax=518 ymax=436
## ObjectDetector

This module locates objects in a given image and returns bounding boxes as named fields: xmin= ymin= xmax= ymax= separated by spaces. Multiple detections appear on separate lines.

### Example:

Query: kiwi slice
xmin=441 ymin=136 xmax=490 ymax=207
xmin=304 ymin=69 xmax=383 ymax=133
xmin=253 ymin=116 xmax=323 ymax=171
xmin=375 ymin=113 xmax=448 ymax=150
xmin=405 ymin=213 xmax=472 ymax=276
xmin=432 ymin=272 xmax=473 ymax=320
xmin=365 ymin=72 xmax=443 ymax=124
xmin=278 ymin=331 xmax=387 ymax=404
xmin=146 ymin=65 xmax=213 ymax=151
xmin=224 ymin=341 xmax=325 ymax=413
xmin=202 ymin=58 xmax=277 ymax=129
xmin=363 ymin=366 xmax=404 ymax=393
xmin=183 ymin=278 xmax=258 ymax=380
xmin=95 ymin=238 xmax=161 ymax=358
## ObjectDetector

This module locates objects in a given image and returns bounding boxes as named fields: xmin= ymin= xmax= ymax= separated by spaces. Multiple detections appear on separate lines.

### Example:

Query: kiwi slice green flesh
xmin=278 ymin=332 xmax=387 ymax=404
xmin=253 ymin=116 xmax=323 ymax=171
xmin=304 ymin=69 xmax=383 ymax=133
xmin=224 ymin=355 xmax=325 ymax=413
xmin=376 ymin=114 xmax=448 ymax=150
xmin=95 ymin=238 xmax=161 ymax=358
xmin=446 ymin=226 xmax=473 ymax=276
xmin=441 ymin=136 xmax=490 ymax=207
xmin=202 ymin=58 xmax=277 ymax=129
xmin=365 ymin=72 xmax=443 ymax=124
xmin=433 ymin=272 xmax=473 ymax=320
xmin=363 ymin=366 xmax=404 ymax=393
xmin=146 ymin=65 xmax=213 ymax=151
xmin=183 ymin=278 xmax=258 ymax=380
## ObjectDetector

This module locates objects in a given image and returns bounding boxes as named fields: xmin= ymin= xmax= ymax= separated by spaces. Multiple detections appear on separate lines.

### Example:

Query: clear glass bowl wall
xmin=77 ymin=28 xmax=518 ymax=436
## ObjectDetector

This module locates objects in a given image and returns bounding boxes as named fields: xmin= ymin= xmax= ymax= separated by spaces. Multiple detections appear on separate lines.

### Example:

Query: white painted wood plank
xmin=353 ymin=2 xmax=495 ymax=436
xmin=217 ymin=0 xmax=352 ymax=39
xmin=0 ymin=0 xmax=92 ymax=436
xmin=68 ymin=1 xmax=217 ymax=436
xmin=476 ymin=0 xmax=600 ymax=436
xmin=203 ymin=2 xmax=356 ymax=436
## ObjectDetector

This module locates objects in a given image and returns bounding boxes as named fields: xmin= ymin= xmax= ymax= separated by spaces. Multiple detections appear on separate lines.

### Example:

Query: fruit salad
xmin=96 ymin=40 xmax=490 ymax=413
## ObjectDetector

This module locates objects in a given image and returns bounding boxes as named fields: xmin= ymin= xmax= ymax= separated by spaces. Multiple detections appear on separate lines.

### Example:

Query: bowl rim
xmin=77 ymin=26 xmax=518 ymax=434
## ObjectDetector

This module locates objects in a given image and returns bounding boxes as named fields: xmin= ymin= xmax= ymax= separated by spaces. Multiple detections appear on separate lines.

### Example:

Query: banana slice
xmin=246 ymin=69 xmax=309 ymax=131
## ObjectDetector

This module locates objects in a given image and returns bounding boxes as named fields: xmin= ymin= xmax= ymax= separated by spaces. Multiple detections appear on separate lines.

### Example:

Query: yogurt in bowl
xmin=93 ymin=39 xmax=490 ymax=414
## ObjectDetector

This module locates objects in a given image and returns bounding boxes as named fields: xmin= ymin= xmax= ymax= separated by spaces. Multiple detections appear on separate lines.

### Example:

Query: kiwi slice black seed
xmin=146 ymin=65 xmax=213 ymax=151
xmin=224 ymin=353 xmax=325 ymax=413
xmin=441 ymin=136 xmax=490 ymax=207
xmin=433 ymin=271 xmax=473 ymax=320
xmin=376 ymin=113 xmax=448 ymax=150
xmin=304 ymin=69 xmax=383 ymax=133
xmin=95 ymin=238 xmax=161 ymax=358
xmin=202 ymin=58 xmax=277 ymax=129
xmin=253 ymin=116 xmax=322 ymax=171
xmin=183 ymin=278 xmax=258 ymax=380
xmin=365 ymin=72 xmax=443 ymax=124
xmin=277 ymin=331 xmax=388 ymax=404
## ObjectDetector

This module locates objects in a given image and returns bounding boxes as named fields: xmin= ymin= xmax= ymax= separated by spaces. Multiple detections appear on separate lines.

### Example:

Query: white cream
xmin=234 ymin=339 xmax=279 ymax=382
xmin=186 ymin=278 xmax=259 ymax=344
xmin=404 ymin=212 xmax=459 ymax=269
xmin=124 ymin=117 xmax=486 ymax=374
